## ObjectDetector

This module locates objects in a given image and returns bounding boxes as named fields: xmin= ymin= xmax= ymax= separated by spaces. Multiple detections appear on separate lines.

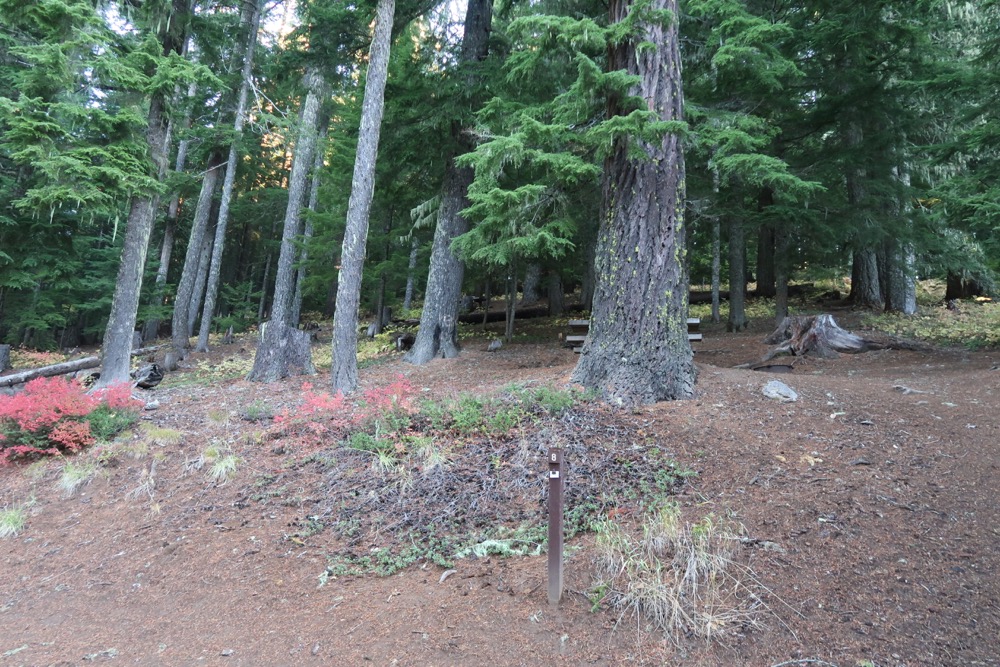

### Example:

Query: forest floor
xmin=1 ymin=308 xmax=999 ymax=667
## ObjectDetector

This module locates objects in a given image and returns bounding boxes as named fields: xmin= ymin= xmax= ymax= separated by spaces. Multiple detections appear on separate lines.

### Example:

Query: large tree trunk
xmin=727 ymin=219 xmax=748 ymax=332
xmin=851 ymin=247 xmax=882 ymax=308
xmin=196 ymin=0 xmax=262 ymax=352
xmin=99 ymin=0 xmax=190 ymax=387
xmin=571 ymin=0 xmax=693 ymax=406
xmin=171 ymin=152 xmax=224 ymax=354
xmin=248 ymin=69 xmax=324 ymax=382
xmin=329 ymin=0 xmax=395 ymax=393
xmin=756 ymin=223 xmax=776 ymax=297
xmin=405 ymin=0 xmax=494 ymax=366
xmin=547 ymin=270 xmax=564 ymax=317
xmin=521 ymin=263 xmax=541 ymax=304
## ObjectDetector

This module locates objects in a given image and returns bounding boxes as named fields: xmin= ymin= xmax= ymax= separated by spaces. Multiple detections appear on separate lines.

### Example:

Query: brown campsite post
xmin=548 ymin=446 xmax=564 ymax=606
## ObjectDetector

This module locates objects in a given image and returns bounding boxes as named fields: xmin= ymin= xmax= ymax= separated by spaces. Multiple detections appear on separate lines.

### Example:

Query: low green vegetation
xmin=261 ymin=380 xmax=695 ymax=580
xmin=865 ymin=301 xmax=1000 ymax=349
xmin=0 ymin=506 xmax=26 ymax=538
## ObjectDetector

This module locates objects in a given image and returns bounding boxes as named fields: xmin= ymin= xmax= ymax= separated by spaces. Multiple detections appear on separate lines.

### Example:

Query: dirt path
xmin=2 ymin=324 xmax=998 ymax=666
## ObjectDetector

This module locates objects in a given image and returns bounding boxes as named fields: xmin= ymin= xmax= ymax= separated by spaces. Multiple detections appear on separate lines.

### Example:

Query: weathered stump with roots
xmin=761 ymin=314 xmax=877 ymax=362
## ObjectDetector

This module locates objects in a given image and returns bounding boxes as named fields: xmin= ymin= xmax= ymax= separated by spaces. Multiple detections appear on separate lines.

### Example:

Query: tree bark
xmin=172 ymin=153 xmax=224 ymax=354
xmin=774 ymin=227 xmax=790 ymax=323
xmin=402 ymin=235 xmax=419 ymax=312
xmin=547 ymin=270 xmax=564 ymax=316
xmin=405 ymin=0 xmax=494 ymax=366
xmin=329 ymin=0 xmax=395 ymax=393
xmin=248 ymin=68 xmax=324 ymax=382
xmin=851 ymin=247 xmax=882 ymax=308
xmin=727 ymin=219 xmax=748 ymax=332
xmin=196 ymin=0 xmax=262 ymax=352
xmin=187 ymin=220 xmax=214 ymax=336
xmin=99 ymin=0 xmax=189 ymax=387
xmin=0 ymin=344 xmax=9 ymax=372
xmin=710 ymin=217 xmax=721 ymax=324
xmin=571 ymin=0 xmax=694 ymax=406
xmin=292 ymin=119 xmax=327 ymax=329
xmin=143 ymin=79 xmax=198 ymax=343
xmin=756 ymin=222 xmax=776 ymax=297
xmin=521 ymin=263 xmax=541 ymax=304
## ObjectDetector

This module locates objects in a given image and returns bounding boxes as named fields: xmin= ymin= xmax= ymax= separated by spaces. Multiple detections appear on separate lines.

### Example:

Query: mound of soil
xmin=2 ymin=316 xmax=998 ymax=666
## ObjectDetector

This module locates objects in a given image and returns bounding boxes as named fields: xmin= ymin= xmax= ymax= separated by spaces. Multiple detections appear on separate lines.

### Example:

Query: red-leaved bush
xmin=272 ymin=376 xmax=416 ymax=451
xmin=0 ymin=377 xmax=140 ymax=465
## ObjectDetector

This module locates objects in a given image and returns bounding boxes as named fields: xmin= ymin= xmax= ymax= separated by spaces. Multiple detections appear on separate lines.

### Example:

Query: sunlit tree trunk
xmin=196 ymin=0 xmax=261 ymax=352
xmin=99 ymin=0 xmax=190 ymax=387
xmin=330 ymin=0 xmax=395 ymax=393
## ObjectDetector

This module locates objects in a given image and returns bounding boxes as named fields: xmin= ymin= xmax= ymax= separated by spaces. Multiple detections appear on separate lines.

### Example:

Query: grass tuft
xmin=0 ymin=506 xmax=26 ymax=538
xmin=591 ymin=503 xmax=766 ymax=645
xmin=57 ymin=461 xmax=97 ymax=497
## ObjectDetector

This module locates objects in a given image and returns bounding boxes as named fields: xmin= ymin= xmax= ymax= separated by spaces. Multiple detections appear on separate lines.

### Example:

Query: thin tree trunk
xmin=196 ymin=0 xmax=262 ymax=352
xmin=571 ymin=0 xmax=693 ymax=405
xmin=257 ymin=249 xmax=273 ymax=322
xmin=372 ymin=210 xmax=394 ymax=336
xmin=187 ymin=223 xmax=214 ymax=336
xmin=99 ymin=0 xmax=189 ymax=387
xmin=172 ymin=154 xmax=224 ymax=354
xmin=756 ymin=222 xmax=776 ymax=296
xmin=711 ymin=217 xmax=721 ymax=324
xmin=727 ymin=219 xmax=748 ymax=332
xmin=330 ymin=0 xmax=395 ymax=393
xmin=884 ymin=167 xmax=917 ymax=314
xmin=143 ymin=80 xmax=196 ymax=343
xmin=291 ymin=119 xmax=327 ymax=329
xmin=504 ymin=264 xmax=516 ymax=341
xmin=774 ymin=228 xmax=790 ymax=323
xmin=405 ymin=0 xmax=494 ymax=366
xmin=248 ymin=68 xmax=324 ymax=382
xmin=402 ymin=235 xmax=419 ymax=312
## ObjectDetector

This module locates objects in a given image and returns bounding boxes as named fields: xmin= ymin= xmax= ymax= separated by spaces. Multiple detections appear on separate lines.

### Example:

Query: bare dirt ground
xmin=2 ymin=313 xmax=999 ymax=667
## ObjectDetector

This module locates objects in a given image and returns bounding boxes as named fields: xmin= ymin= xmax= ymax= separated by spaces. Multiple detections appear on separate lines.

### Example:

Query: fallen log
xmin=0 ymin=345 xmax=166 ymax=389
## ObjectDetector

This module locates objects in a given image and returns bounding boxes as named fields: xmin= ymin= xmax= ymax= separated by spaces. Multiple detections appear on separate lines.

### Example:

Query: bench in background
xmin=564 ymin=318 xmax=702 ymax=353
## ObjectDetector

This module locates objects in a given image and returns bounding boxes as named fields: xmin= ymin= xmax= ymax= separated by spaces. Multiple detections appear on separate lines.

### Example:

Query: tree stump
xmin=762 ymin=314 xmax=875 ymax=361
xmin=246 ymin=322 xmax=316 ymax=383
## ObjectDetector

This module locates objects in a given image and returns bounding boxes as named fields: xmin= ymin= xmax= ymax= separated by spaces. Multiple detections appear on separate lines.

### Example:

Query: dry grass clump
xmin=592 ymin=503 xmax=767 ymax=645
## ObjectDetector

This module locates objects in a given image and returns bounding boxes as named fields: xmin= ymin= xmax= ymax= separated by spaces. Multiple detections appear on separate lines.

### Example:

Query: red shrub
xmin=0 ymin=377 xmax=100 ymax=464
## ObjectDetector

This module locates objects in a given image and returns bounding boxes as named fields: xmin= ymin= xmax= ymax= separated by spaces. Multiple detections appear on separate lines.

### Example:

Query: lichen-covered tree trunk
xmin=99 ymin=0 xmax=190 ymax=387
xmin=329 ymin=0 xmax=395 ymax=393
xmin=196 ymin=0 xmax=261 ymax=352
xmin=248 ymin=69 xmax=324 ymax=383
xmin=405 ymin=0 xmax=494 ymax=366
xmin=727 ymin=219 xmax=748 ymax=332
xmin=171 ymin=153 xmax=224 ymax=354
xmin=571 ymin=0 xmax=694 ymax=406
